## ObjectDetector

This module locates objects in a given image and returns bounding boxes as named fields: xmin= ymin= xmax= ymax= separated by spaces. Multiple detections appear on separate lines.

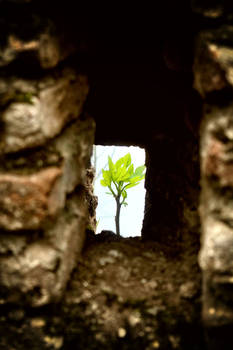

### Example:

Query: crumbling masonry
xmin=0 ymin=0 xmax=233 ymax=349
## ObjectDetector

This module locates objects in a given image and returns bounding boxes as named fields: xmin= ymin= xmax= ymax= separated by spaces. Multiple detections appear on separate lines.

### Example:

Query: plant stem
xmin=115 ymin=197 xmax=121 ymax=236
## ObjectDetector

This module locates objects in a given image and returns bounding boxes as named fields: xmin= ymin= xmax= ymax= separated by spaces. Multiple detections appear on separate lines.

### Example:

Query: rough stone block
xmin=199 ymin=104 xmax=233 ymax=222
xmin=84 ymin=167 xmax=98 ymax=233
xmin=0 ymin=25 xmax=75 ymax=68
xmin=193 ymin=27 xmax=233 ymax=97
xmin=0 ymin=189 xmax=87 ymax=306
xmin=200 ymin=105 xmax=233 ymax=272
xmin=191 ymin=1 xmax=227 ymax=19
xmin=0 ymin=68 xmax=89 ymax=153
xmin=0 ymin=115 xmax=95 ymax=230
xmin=0 ymin=167 xmax=62 ymax=230
xmin=202 ymin=274 xmax=233 ymax=328
xmin=199 ymin=217 xmax=233 ymax=273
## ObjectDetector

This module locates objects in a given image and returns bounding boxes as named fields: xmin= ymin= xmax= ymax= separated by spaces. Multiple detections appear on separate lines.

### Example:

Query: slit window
xmin=92 ymin=145 xmax=146 ymax=237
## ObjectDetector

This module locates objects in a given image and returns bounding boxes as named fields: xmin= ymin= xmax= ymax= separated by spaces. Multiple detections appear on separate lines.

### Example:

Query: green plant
xmin=100 ymin=153 xmax=145 ymax=236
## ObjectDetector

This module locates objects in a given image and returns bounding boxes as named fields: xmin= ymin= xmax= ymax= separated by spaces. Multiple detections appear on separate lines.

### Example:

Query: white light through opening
xmin=91 ymin=145 xmax=146 ymax=237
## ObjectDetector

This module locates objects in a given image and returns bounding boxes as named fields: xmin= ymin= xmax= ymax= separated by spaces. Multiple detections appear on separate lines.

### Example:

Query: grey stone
xmin=0 ymin=69 xmax=89 ymax=153
xmin=0 ymin=191 xmax=87 ymax=306
xmin=0 ymin=115 xmax=95 ymax=231
xmin=199 ymin=217 xmax=233 ymax=273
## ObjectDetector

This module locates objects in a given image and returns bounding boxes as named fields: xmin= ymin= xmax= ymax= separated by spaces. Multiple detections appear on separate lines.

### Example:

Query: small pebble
xmin=44 ymin=336 xmax=63 ymax=349
xmin=209 ymin=308 xmax=215 ymax=315
xmin=147 ymin=306 xmax=159 ymax=316
xmin=99 ymin=256 xmax=115 ymax=266
xmin=128 ymin=312 xmax=141 ymax=326
xmin=31 ymin=318 xmax=46 ymax=328
xmin=179 ymin=281 xmax=196 ymax=299
xmin=108 ymin=249 xmax=123 ymax=258
xmin=152 ymin=340 xmax=160 ymax=348
xmin=118 ymin=328 xmax=126 ymax=338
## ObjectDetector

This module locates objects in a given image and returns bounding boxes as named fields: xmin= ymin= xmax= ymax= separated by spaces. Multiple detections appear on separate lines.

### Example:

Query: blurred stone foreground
xmin=0 ymin=8 xmax=96 ymax=306
xmin=1 ymin=0 xmax=233 ymax=349
xmin=0 ymin=69 xmax=95 ymax=305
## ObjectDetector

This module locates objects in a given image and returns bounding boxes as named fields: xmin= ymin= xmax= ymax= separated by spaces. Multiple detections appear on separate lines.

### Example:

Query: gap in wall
xmin=91 ymin=145 xmax=146 ymax=237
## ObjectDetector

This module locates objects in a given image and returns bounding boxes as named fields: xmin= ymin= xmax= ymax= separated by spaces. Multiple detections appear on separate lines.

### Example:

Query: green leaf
xmin=124 ymin=182 xmax=139 ymax=189
xmin=129 ymin=175 xmax=142 ymax=183
xmin=128 ymin=164 xmax=134 ymax=176
xmin=114 ymin=154 xmax=132 ymax=181
xmin=123 ymin=153 xmax=131 ymax=167
xmin=100 ymin=179 xmax=108 ymax=187
xmin=108 ymin=156 xmax=115 ymax=174
xmin=120 ymin=174 xmax=131 ymax=182
xmin=134 ymin=165 xmax=145 ymax=176
xmin=102 ymin=169 xmax=111 ymax=186
xmin=115 ymin=164 xmax=127 ymax=181
xmin=115 ymin=156 xmax=125 ymax=170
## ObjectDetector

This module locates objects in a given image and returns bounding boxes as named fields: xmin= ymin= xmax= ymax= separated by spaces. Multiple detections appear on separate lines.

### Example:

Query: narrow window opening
xmin=91 ymin=145 xmax=146 ymax=237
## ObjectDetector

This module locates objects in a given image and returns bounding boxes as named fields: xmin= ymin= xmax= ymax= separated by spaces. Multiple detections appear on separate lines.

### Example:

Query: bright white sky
xmin=92 ymin=145 xmax=146 ymax=237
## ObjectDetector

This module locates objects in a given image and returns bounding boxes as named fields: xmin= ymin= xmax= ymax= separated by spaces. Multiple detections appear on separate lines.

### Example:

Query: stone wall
xmin=1 ymin=0 xmax=233 ymax=349
xmin=193 ymin=2 xmax=233 ymax=347
xmin=0 ymin=2 xmax=95 ymax=307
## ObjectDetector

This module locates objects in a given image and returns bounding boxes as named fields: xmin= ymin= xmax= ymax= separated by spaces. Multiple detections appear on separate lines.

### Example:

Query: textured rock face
xmin=0 ymin=69 xmax=89 ymax=153
xmin=193 ymin=28 xmax=233 ymax=97
xmin=193 ymin=7 xmax=233 ymax=347
xmin=0 ymin=3 xmax=95 ymax=306
xmin=0 ymin=167 xmax=62 ymax=230
xmin=0 ymin=116 xmax=95 ymax=231
xmin=0 ymin=111 xmax=95 ymax=305
xmin=0 ymin=190 xmax=87 ymax=306
xmin=199 ymin=102 xmax=233 ymax=314
xmin=0 ymin=5 xmax=75 ymax=69
xmin=84 ymin=167 xmax=98 ymax=233
xmin=4 ymin=0 xmax=233 ymax=349
xmin=0 ymin=32 xmax=75 ymax=69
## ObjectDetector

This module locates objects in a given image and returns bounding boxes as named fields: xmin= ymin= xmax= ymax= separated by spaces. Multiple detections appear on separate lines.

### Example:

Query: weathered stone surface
xmin=84 ymin=167 xmax=98 ymax=233
xmin=191 ymin=1 xmax=226 ymax=18
xmin=199 ymin=102 xmax=233 ymax=273
xmin=53 ymin=114 xmax=95 ymax=194
xmin=202 ymin=264 xmax=233 ymax=345
xmin=0 ymin=30 xmax=75 ymax=68
xmin=0 ymin=115 xmax=95 ymax=230
xmin=194 ymin=26 xmax=233 ymax=97
xmin=196 ymin=32 xmax=233 ymax=343
xmin=199 ymin=217 xmax=233 ymax=273
xmin=0 ymin=167 xmax=62 ymax=230
xmin=0 ymin=234 xmax=27 ymax=255
xmin=0 ymin=68 xmax=89 ymax=153
xmin=0 ymin=190 xmax=87 ymax=306
xmin=200 ymin=105 xmax=233 ymax=204
xmin=194 ymin=37 xmax=227 ymax=97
